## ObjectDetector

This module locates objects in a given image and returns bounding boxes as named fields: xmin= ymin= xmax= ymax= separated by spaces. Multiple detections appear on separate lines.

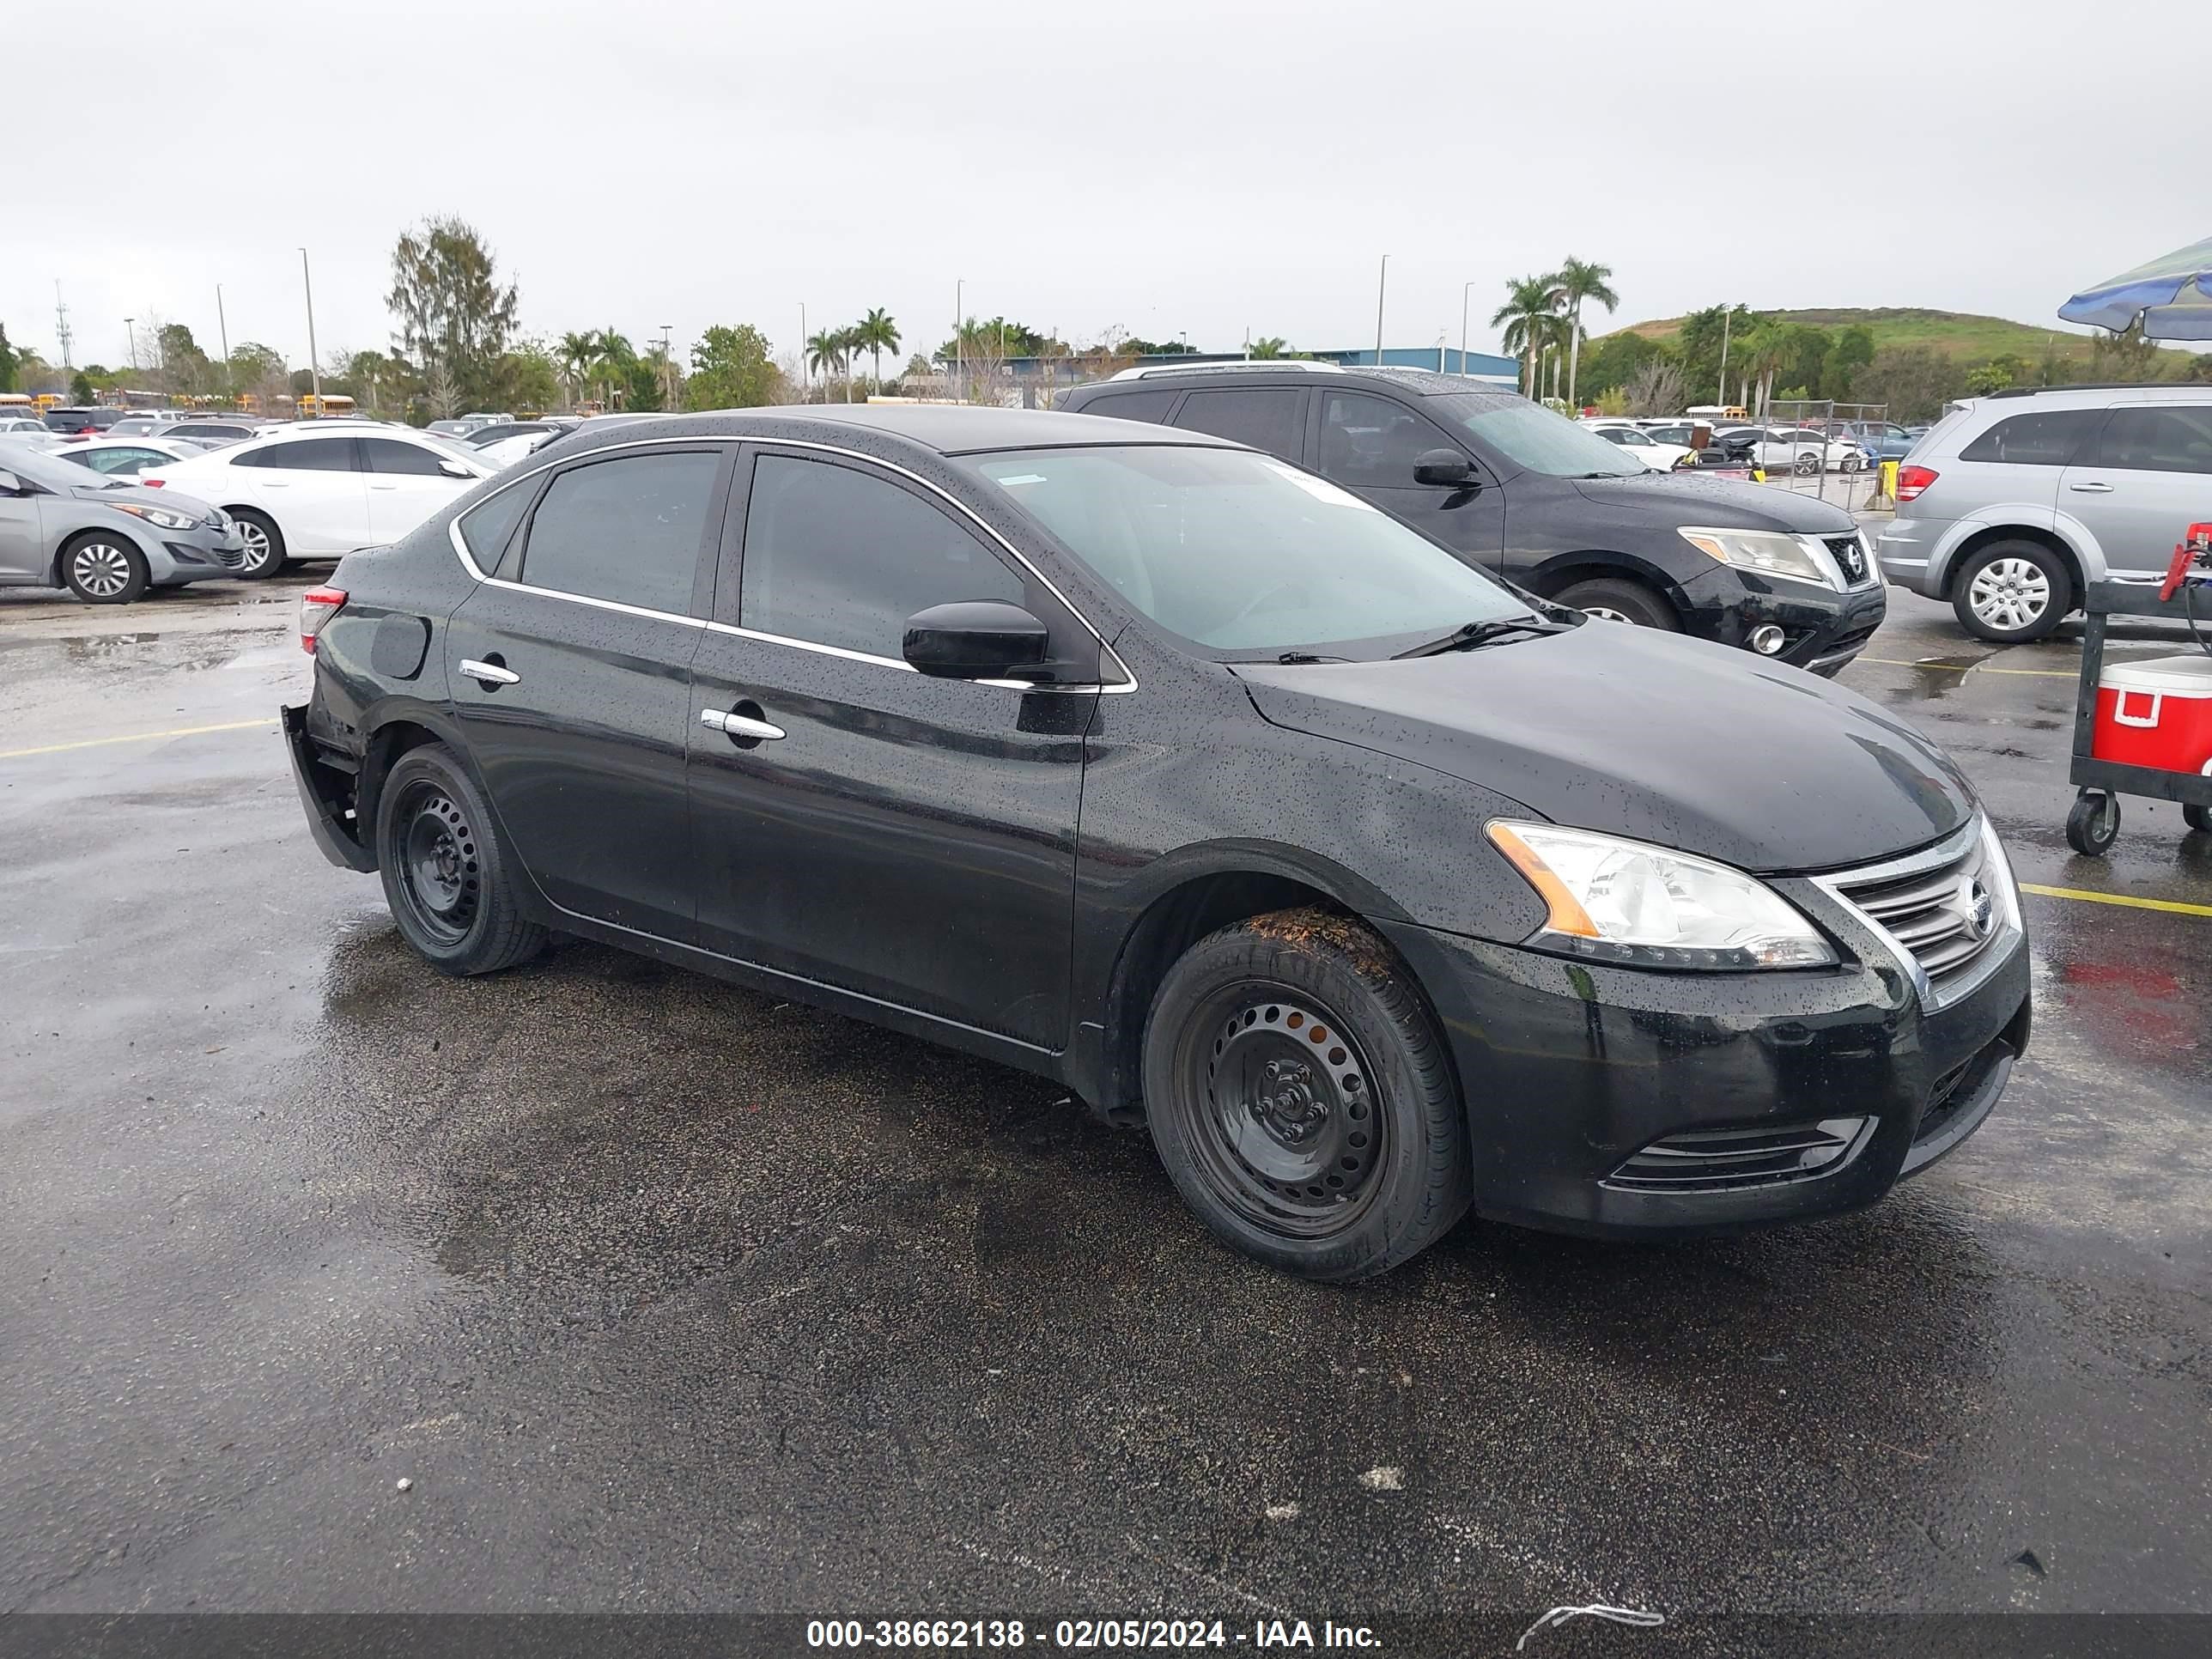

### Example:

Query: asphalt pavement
xmin=1 ymin=574 xmax=2206 ymax=1645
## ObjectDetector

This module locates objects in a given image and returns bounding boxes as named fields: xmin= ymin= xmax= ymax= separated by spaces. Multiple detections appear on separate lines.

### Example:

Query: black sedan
xmin=284 ymin=407 xmax=2028 ymax=1280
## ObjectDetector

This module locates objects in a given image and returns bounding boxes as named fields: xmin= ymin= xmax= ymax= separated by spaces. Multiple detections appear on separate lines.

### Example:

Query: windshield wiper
xmin=1392 ymin=617 xmax=1567 ymax=659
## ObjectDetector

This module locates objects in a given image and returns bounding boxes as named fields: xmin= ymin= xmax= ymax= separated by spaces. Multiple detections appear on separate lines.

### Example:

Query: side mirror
xmin=902 ymin=600 xmax=1050 ymax=680
xmin=438 ymin=459 xmax=474 ymax=479
xmin=1413 ymin=448 xmax=1476 ymax=488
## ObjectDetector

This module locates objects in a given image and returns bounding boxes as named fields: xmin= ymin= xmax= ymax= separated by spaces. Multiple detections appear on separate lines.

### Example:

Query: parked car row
xmin=0 ymin=441 xmax=245 ymax=602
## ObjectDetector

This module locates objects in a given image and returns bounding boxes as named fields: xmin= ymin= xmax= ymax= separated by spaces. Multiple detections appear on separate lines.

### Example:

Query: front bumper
xmin=141 ymin=523 xmax=246 ymax=586
xmin=1680 ymin=564 xmax=1887 ymax=677
xmin=1377 ymin=904 xmax=2029 ymax=1239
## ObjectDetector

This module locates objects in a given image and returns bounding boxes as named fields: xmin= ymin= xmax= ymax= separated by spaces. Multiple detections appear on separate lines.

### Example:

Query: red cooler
xmin=2091 ymin=653 xmax=2212 ymax=775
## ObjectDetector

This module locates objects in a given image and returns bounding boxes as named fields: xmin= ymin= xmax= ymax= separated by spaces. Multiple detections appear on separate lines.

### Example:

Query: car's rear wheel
xmin=1554 ymin=576 xmax=1679 ymax=630
xmin=228 ymin=509 xmax=285 ymax=580
xmin=1142 ymin=908 xmax=1471 ymax=1281
xmin=60 ymin=534 xmax=149 ymax=605
xmin=1792 ymin=451 xmax=1820 ymax=477
xmin=374 ymin=744 xmax=549 ymax=975
xmin=1953 ymin=539 xmax=2069 ymax=642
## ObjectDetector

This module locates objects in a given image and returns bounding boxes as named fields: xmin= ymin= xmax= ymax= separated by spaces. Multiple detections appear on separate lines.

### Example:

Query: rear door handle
xmin=701 ymin=708 xmax=785 ymax=740
xmin=2069 ymin=481 xmax=2115 ymax=493
xmin=459 ymin=659 xmax=520 ymax=687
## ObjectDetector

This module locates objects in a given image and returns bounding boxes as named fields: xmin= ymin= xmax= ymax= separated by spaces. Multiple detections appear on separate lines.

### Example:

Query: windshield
xmin=964 ymin=445 xmax=1527 ymax=657
xmin=1429 ymin=395 xmax=1646 ymax=477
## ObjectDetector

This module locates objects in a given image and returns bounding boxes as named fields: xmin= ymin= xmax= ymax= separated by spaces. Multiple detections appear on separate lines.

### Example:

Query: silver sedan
xmin=0 ymin=442 xmax=245 ymax=603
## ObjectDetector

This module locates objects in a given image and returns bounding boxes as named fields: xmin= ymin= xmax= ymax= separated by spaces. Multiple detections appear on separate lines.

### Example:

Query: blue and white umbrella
xmin=2058 ymin=234 xmax=2212 ymax=342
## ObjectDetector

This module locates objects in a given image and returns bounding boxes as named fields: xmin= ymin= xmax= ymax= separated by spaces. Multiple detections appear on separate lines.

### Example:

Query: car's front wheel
xmin=1142 ymin=908 xmax=1471 ymax=1281
xmin=60 ymin=534 xmax=150 ymax=604
xmin=1554 ymin=575 xmax=1680 ymax=630
xmin=1793 ymin=451 xmax=1820 ymax=477
xmin=1953 ymin=539 xmax=2069 ymax=642
xmin=374 ymin=743 xmax=549 ymax=975
xmin=228 ymin=508 xmax=286 ymax=580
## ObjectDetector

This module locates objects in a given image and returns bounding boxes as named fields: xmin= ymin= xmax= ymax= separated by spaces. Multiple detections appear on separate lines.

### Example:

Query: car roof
xmin=1078 ymin=362 xmax=1517 ymax=404
xmin=552 ymin=404 xmax=1243 ymax=459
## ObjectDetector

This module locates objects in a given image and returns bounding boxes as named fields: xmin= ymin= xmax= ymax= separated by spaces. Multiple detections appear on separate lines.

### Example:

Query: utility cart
xmin=2063 ymin=524 xmax=2212 ymax=855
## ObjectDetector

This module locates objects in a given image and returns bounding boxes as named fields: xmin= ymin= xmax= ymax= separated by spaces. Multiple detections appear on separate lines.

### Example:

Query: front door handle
xmin=2069 ymin=481 xmax=2115 ymax=493
xmin=459 ymin=658 xmax=520 ymax=687
xmin=702 ymin=708 xmax=785 ymax=741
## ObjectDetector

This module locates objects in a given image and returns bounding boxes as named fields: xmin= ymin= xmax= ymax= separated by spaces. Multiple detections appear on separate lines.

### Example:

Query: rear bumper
xmin=1377 ymin=914 xmax=2030 ymax=1239
xmin=283 ymin=702 xmax=376 ymax=873
xmin=1876 ymin=514 xmax=1954 ymax=598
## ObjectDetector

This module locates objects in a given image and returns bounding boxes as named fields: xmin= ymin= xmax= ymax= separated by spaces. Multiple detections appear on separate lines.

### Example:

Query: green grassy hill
xmin=1613 ymin=307 xmax=2108 ymax=365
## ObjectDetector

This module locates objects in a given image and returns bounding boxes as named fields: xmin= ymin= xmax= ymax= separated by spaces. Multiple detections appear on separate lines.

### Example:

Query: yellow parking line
xmin=0 ymin=716 xmax=277 ymax=761
xmin=2020 ymin=882 xmax=2212 ymax=919
xmin=1856 ymin=656 xmax=2079 ymax=680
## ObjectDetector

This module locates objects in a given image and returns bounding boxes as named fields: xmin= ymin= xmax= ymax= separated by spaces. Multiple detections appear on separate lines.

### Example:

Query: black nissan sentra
xmin=284 ymin=406 xmax=2029 ymax=1280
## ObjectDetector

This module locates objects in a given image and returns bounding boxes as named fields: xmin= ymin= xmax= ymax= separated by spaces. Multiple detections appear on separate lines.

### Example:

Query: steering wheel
xmin=1218 ymin=582 xmax=1309 ymax=635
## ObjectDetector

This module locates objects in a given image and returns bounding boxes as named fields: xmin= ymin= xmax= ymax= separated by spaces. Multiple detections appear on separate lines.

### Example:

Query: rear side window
xmin=361 ymin=437 xmax=449 ymax=476
xmin=1958 ymin=410 xmax=2103 ymax=466
xmin=1078 ymin=389 xmax=1178 ymax=425
xmin=738 ymin=453 xmax=1023 ymax=659
xmin=457 ymin=483 xmax=533 ymax=574
xmin=248 ymin=437 xmax=360 ymax=471
xmin=519 ymin=450 xmax=720 ymax=615
xmin=2084 ymin=406 xmax=2212 ymax=475
xmin=1170 ymin=388 xmax=1305 ymax=460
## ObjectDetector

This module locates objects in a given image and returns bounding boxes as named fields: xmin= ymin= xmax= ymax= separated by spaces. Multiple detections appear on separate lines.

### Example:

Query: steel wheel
xmin=1176 ymin=982 xmax=1386 ymax=1240
xmin=1968 ymin=556 xmax=2051 ymax=634
xmin=391 ymin=781 xmax=483 ymax=947
xmin=70 ymin=541 xmax=136 ymax=599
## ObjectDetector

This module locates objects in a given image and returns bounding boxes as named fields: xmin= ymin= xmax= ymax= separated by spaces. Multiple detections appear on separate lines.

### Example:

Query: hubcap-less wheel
xmin=70 ymin=542 xmax=135 ymax=599
xmin=392 ymin=783 xmax=481 ymax=946
xmin=1969 ymin=557 xmax=2051 ymax=633
xmin=1183 ymin=985 xmax=1383 ymax=1238
xmin=234 ymin=519 xmax=277 ymax=576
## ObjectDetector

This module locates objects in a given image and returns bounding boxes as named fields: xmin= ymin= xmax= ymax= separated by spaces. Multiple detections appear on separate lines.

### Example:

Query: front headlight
xmin=111 ymin=503 xmax=199 ymax=532
xmin=1677 ymin=526 xmax=1837 ymax=587
xmin=1487 ymin=821 xmax=1837 ymax=969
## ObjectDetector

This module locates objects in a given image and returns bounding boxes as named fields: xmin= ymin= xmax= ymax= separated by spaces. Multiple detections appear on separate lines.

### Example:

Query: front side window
xmin=2086 ymin=406 xmax=2212 ymax=475
xmin=1427 ymin=393 xmax=1645 ymax=478
xmin=1316 ymin=392 xmax=1458 ymax=487
xmin=361 ymin=437 xmax=450 ymax=477
xmin=1170 ymin=388 xmax=1306 ymax=460
xmin=967 ymin=444 xmax=1525 ymax=656
xmin=519 ymin=450 xmax=720 ymax=615
xmin=738 ymin=453 xmax=1023 ymax=659
xmin=1958 ymin=410 xmax=2104 ymax=467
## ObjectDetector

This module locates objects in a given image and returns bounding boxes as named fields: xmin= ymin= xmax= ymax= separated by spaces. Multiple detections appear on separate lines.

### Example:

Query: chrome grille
xmin=1820 ymin=817 xmax=2014 ymax=1006
xmin=1825 ymin=533 xmax=1873 ymax=586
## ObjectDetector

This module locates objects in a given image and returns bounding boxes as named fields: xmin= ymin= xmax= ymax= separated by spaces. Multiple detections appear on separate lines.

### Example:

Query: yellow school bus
xmin=296 ymin=393 xmax=357 ymax=420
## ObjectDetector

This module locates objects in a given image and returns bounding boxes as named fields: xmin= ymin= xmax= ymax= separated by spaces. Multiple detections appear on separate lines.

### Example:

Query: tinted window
xmin=458 ymin=483 xmax=534 ymax=574
xmin=2085 ymin=406 xmax=2212 ymax=475
xmin=1170 ymin=388 xmax=1304 ymax=459
xmin=1318 ymin=392 xmax=1457 ymax=487
xmin=361 ymin=437 xmax=450 ymax=477
xmin=1079 ymin=389 xmax=1178 ymax=425
xmin=1959 ymin=410 xmax=2103 ymax=466
xmin=740 ymin=453 xmax=1022 ymax=659
xmin=253 ymin=437 xmax=359 ymax=471
xmin=520 ymin=451 xmax=720 ymax=615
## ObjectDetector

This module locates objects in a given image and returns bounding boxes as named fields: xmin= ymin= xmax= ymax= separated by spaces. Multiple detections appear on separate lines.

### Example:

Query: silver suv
xmin=1876 ymin=385 xmax=2212 ymax=641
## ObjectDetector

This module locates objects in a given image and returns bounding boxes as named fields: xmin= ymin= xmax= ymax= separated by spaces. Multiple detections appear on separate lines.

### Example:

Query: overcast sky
xmin=6 ymin=0 xmax=2196 ymax=377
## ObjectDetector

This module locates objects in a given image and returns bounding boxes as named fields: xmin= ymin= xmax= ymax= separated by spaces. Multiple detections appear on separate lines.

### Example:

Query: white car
xmin=52 ymin=436 xmax=210 ymax=477
xmin=1580 ymin=420 xmax=1694 ymax=472
xmin=0 ymin=416 xmax=64 ymax=447
xmin=140 ymin=425 xmax=492 ymax=578
xmin=1722 ymin=426 xmax=1869 ymax=477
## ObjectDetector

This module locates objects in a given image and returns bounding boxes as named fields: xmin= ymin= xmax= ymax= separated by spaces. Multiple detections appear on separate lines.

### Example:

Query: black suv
xmin=1061 ymin=367 xmax=1884 ymax=676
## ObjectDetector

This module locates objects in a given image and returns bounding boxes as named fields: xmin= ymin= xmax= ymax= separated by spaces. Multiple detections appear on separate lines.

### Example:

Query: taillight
xmin=300 ymin=586 xmax=347 ymax=654
xmin=1896 ymin=464 xmax=1938 ymax=502
xmin=142 ymin=477 xmax=164 ymax=488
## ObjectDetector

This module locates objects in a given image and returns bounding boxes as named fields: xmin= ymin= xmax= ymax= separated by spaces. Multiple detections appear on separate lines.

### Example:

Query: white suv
xmin=1875 ymin=385 xmax=2212 ymax=641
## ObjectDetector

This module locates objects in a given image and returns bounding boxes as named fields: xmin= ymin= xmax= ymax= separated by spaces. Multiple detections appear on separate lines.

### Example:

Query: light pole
xmin=1460 ymin=282 xmax=1478 ymax=378
xmin=216 ymin=284 xmax=230 ymax=401
xmin=954 ymin=278 xmax=963 ymax=404
xmin=660 ymin=324 xmax=674 ymax=409
xmin=125 ymin=319 xmax=137 ymax=374
xmin=1717 ymin=306 xmax=1734 ymax=408
xmin=299 ymin=248 xmax=320 ymax=416
xmin=799 ymin=303 xmax=807 ymax=401
xmin=1374 ymin=255 xmax=1389 ymax=364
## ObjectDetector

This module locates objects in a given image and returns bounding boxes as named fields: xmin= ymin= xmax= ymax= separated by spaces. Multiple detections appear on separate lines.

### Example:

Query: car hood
xmin=73 ymin=480 xmax=223 ymax=521
xmin=1569 ymin=470 xmax=1857 ymax=533
xmin=1232 ymin=623 xmax=1972 ymax=874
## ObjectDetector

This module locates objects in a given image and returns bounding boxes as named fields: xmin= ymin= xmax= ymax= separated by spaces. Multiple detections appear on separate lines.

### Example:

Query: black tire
xmin=2065 ymin=791 xmax=2120 ymax=858
xmin=59 ymin=533 xmax=149 ymax=605
xmin=2185 ymin=802 xmax=2212 ymax=836
xmin=374 ymin=743 xmax=549 ymax=975
xmin=1792 ymin=451 xmax=1820 ymax=477
xmin=228 ymin=508 xmax=286 ymax=580
xmin=1952 ymin=539 xmax=2071 ymax=643
xmin=1555 ymin=576 xmax=1680 ymax=631
xmin=1141 ymin=907 xmax=1471 ymax=1281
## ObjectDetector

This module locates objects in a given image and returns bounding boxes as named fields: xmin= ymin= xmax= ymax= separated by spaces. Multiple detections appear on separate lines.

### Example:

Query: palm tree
xmin=1552 ymin=257 xmax=1619 ymax=408
xmin=556 ymin=331 xmax=595 ymax=410
xmin=1491 ymin=276 xmax=1560 ymax=398
xmin=855 ymin=308 xmax=900 ymax=391
xmin=805 ymin=330 xmax=842 ymax=402
xmin=590 ymin=329 xmax=635 ymax=408
xmin=1248 ymin=337 xmax=1289 ymax=359
xmin=836 ymin=325 xmax=867 ymax=402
